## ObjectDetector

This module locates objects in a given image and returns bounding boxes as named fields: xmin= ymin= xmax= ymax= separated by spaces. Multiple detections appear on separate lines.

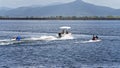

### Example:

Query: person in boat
xmin=92 ymin=35 xmax=99 ymax=40
xmin=66 ymin=30 xmax=69 ymax=34
xmin=16 ymin=36 xmax=21 ymax=41
xmin=58 ymin=32 xmax=62 ymax=38
xmin=96 ymin=35 xmax=98 ymax=39
xmin=92 ymin=35 xmax=96 ymax=40
xmin=61 ymin=29 xmax=65 ymax=34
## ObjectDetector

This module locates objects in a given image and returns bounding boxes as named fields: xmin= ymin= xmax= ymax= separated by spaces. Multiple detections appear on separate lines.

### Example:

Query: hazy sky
xmin=0 ymin=0 xmax=75 ymax=8
xmin=0 ymin=0 xmax=120 ymax=9
xmin=83 ymin=0 xmax=120 ymax=9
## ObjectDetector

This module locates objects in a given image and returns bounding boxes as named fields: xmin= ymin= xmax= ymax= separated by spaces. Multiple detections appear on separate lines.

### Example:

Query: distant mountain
xmin=0 ymin=7 xmax=12 ymax=15
xmin=0 ymin=0 xmax=120 ymax=16
xmin=0 ymin=7 xmax=11 ymax=10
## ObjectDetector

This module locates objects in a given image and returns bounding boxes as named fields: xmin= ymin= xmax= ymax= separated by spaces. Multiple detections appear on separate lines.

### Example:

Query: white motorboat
xmin=35 ymin=26 xmax=74 ymax=41
xmin=57 ymin=26 xmax=73 ymax=39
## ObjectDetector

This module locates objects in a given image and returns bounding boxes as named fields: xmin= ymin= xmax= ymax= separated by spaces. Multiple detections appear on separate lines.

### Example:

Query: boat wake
xmin=0 ymin=39 xmax=24 ymax=45
xmin=0 ymin=35 xmax=74 ymax=45
xmin=75 ymin=39 xmax=101 ymax=44
xmin=82 ymin=39 xmax=101 ymax=43
xmin=30 ymin=35 xmax=74 ymax=41
xmin=0 ymin=26 xmax=75 ymax=45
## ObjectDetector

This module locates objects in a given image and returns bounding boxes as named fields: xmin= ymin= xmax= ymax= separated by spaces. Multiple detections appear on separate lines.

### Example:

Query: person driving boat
xmin=92 ymin=35 xmax=99 ymax=40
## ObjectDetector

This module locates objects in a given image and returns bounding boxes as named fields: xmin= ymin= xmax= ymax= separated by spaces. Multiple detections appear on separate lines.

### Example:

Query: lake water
xmin=0 ymin=20 xmax=120 ymax=68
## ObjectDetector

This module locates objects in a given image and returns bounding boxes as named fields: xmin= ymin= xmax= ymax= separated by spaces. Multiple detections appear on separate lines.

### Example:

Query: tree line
xmin=0 ymin=16 xmax=120 ymax=20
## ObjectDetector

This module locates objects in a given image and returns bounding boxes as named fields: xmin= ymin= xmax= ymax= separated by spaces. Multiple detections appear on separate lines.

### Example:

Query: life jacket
xmin=16 ymin=36 xmax=21 ymax=41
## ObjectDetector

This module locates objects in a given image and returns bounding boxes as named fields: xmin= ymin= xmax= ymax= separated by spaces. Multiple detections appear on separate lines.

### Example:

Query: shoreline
xmin=1 ymin=16 xmax=120 ymax=20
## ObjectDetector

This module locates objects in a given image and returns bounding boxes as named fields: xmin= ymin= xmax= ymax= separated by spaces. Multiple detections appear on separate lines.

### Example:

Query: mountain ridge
xmin=0 ymin=0 xmax=120 ymax=16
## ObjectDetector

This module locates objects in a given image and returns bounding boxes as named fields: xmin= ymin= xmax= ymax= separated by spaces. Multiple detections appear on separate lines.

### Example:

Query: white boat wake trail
xmin=0 ymin=26 xmax=74 ymax=45
xmin=75 ymin=39 xmax=101 ymax=44
xmin=82 ymin=39 xmax=101 ymax=43
xmin=0 ymin=39 xmax=23 ymax=45
xmin=0 ymin=35 xmax=74 ymax=45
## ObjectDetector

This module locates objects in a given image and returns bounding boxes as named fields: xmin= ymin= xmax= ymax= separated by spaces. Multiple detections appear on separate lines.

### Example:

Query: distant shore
xmin=0 ymin=16 xmax=120 ymax=20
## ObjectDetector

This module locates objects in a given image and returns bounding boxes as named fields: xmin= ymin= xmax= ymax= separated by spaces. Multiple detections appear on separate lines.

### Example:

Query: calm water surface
xmin=0 ymin=20 xmax=120 ymax=68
